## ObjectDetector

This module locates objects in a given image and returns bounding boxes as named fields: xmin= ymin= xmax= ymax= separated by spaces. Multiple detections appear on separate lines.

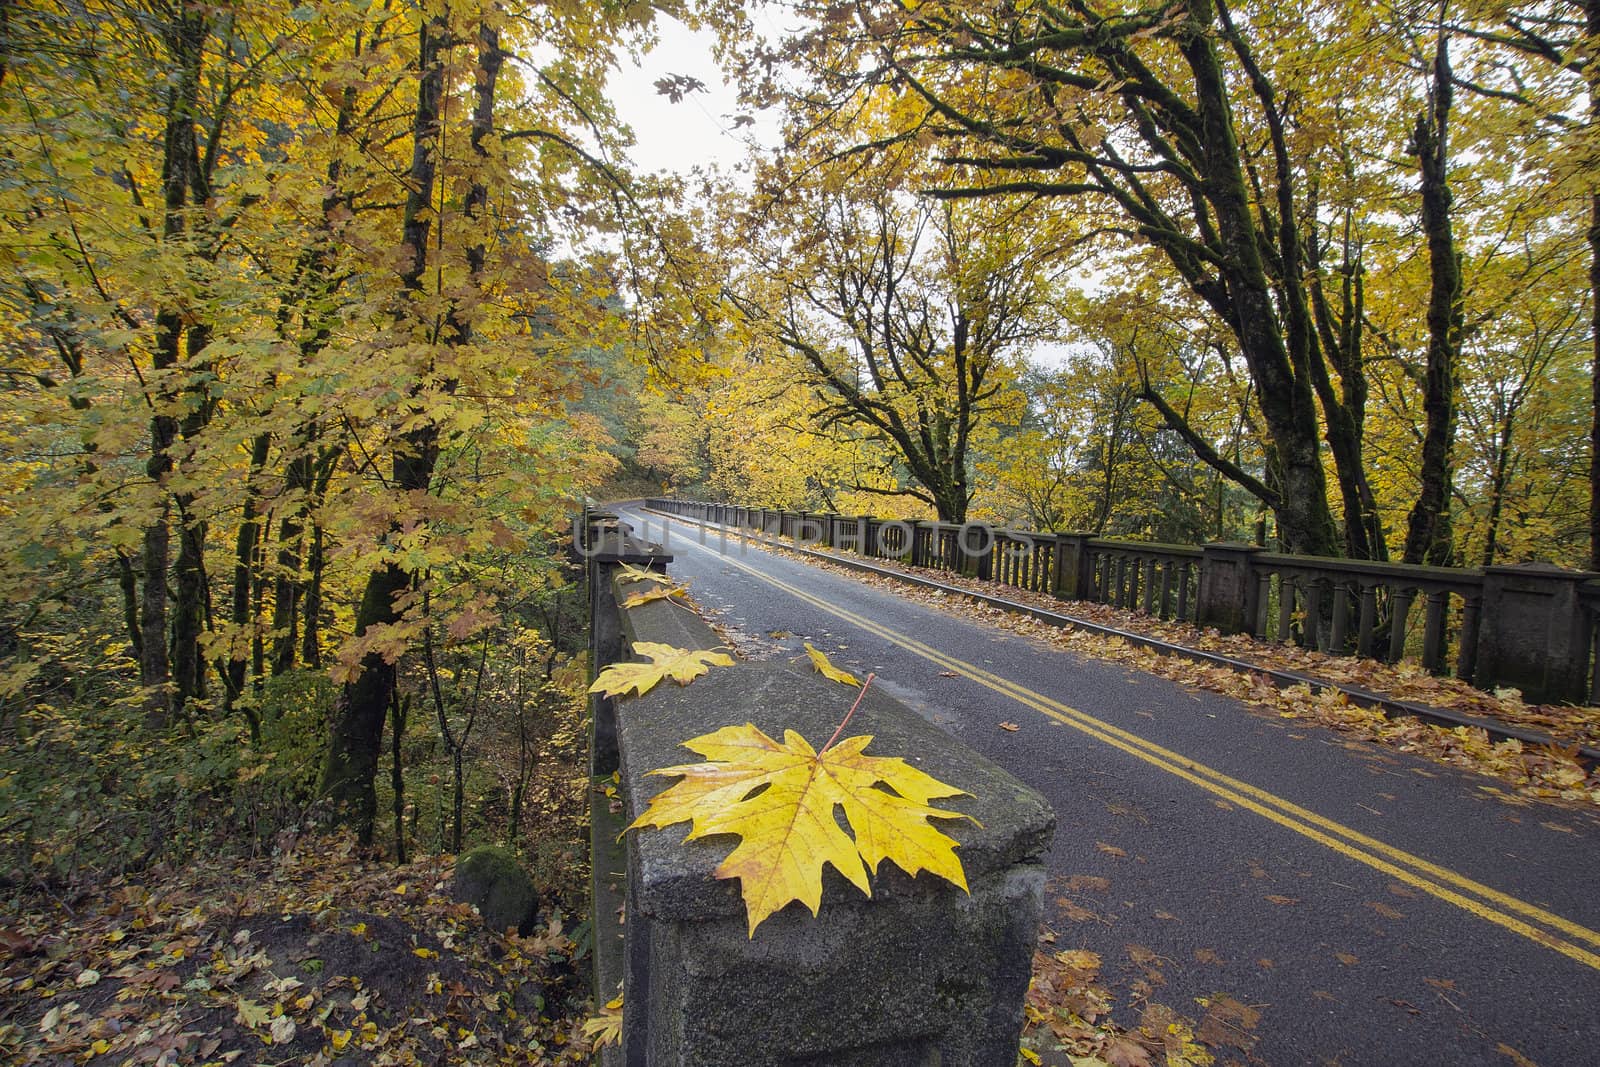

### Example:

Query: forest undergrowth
xmin=0 ymin=654 xmax=598 ymax=1066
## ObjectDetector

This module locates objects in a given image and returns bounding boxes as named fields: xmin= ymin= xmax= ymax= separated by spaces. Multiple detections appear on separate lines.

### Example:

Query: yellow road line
xmin=665 ymin=525 xmax=1600 ymax=973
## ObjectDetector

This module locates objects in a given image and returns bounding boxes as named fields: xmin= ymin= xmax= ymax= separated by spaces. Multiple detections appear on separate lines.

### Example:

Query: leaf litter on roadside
xmin=1018 ymin=930 xmax=1261 ymax=1067
xmin=758 ymin=537 xmax=1600 ymax=812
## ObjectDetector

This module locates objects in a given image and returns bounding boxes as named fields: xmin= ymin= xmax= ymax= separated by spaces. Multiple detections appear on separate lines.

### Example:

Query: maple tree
xmin=0 ymin=0 xmax=682 ymax=862
xmin=708 ymin=0 xmax=1593 ymax=569
xmin=725 ymin=169 xmax=1059 ymax=522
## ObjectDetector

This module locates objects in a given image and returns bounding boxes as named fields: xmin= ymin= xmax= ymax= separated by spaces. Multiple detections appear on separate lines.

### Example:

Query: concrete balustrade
xmin=646 ymin=498 xmax=1600 ymax=705
xmin=579 ymin=511 xmax=1054 ymax=1066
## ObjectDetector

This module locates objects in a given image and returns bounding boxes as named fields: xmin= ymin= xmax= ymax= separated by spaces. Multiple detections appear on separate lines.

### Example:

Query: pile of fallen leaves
xmin=752 ymin=534 xmax=1600 ymax=811
xmin=0 ymin=833 xmax=595 ymax=1066
xmin=1019 ymin=927 xmax=1260 ymax=1067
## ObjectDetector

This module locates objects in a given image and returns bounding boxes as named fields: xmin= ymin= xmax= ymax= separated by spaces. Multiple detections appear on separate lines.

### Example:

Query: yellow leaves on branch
xmin=629 ymin=722 xmax=975 ymax=936
xmin=588 ymin=642 xmax=734 ymax=699
xmin=804 ymin=642 xmax=861 ymax=686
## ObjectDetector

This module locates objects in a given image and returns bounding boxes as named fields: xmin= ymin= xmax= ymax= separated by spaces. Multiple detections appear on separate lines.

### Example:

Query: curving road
xmin=616 ymin=505 xmax=1600 ymax=1067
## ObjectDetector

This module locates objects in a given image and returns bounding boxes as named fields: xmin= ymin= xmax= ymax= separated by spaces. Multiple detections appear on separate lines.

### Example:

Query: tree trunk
xmin=140 ymin=6 xmax=210 ymax=726
xmin=228 ymin=431 xmax=272 ymax=704
xmin=322 ymin=565 xmax=408 ymax=838
xmin=1589 ymin=181 xmax=1599 ymax=569
xmin=270 ymin=449 xmax=312 ymax=676
xmin=1589 ymin=0 xmax=1600 ymax=569
xmin=1178 ymin=0 xmax=1340 ymax=556
xmin=321 ymin=10 xmax=501 ymax=842
xmin=171 ymin=326 xmax=213 ymax=709
xmin=301 ymin=521 xmax=325 ymax=668
xmin=1402 ymin=35 xmax=1463 ymax=567
xmin=391 ymin=692 xmax=408 ymax=864
xmin=321 ymin=12 xmax=449 ymax=840
xmin=1482 ymin=420 xmax=1515 ymax=566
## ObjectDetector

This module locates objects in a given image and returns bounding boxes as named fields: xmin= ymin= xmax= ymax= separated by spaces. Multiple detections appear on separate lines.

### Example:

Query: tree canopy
xmin=0 ymin=0 xmax=1595 ymax=858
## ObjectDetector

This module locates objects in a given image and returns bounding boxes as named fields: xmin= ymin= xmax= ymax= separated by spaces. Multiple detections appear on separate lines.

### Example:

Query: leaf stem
xmin=819 ymin=673 xmax=875 ymax=755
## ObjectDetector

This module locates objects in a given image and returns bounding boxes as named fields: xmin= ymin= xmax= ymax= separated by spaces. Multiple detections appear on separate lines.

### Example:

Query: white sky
xmin=607 ymin=18 xmax=774 ymax=177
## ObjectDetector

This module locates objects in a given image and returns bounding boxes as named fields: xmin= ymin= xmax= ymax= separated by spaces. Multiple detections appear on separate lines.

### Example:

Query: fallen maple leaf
xmin=588 ymin=642 xmax=735 ymax=699
xmin=234 ymin=997 xmax=271 ymax=1028
xmin=1104 ymin=1035 xmax=1155 ymax=1067
xmin=804 ymin=642 xmax=860 ymax=686
xmin=629 ymin=722 xmax=975 ymax=935
xmin=617 ymin=564 xmax=673 ymax=586
xmin=622 ymin=585 xmax=687 ymax=609
xmin=583 ymin=995 xmax=623 ymax=1051
xmin=999 ymin=722 xmax=1021 ymax=732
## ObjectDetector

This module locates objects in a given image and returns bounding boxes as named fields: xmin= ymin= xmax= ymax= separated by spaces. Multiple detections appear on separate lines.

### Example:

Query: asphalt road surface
xmin=615 ymin=504 xmax=1600 ymax=1067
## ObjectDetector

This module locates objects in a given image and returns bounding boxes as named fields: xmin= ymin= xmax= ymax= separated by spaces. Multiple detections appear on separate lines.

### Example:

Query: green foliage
xmin=244 ymin=669 xmax=340 ymax=821
xmin=0 ymin=702 xmax=280 ymax=892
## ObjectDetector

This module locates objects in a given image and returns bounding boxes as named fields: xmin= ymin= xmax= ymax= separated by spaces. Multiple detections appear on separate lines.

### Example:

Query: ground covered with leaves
xmin=1019 ymin=929 xmax=1263 ymax=1067
xmin=0 ymin=834 xmax=599 ymax=1066
xmin=765 ymin=539 xmax=1600 ymax=813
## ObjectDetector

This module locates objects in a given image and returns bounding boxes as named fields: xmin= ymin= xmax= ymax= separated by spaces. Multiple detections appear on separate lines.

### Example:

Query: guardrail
xmin=576 ymin=509 xmax=1054 ymax=1065
xmin=647 ymin=500 xmax=1600 ymax=706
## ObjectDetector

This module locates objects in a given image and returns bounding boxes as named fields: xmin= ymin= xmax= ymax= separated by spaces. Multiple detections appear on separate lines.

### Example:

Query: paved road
xmin=617 ymin=506 xmax=1600 ymax=1067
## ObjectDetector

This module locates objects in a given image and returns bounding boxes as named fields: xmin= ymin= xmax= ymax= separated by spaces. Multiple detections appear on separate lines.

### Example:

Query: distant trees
xmin=726 ymin=185 xmax=1064 ymax=523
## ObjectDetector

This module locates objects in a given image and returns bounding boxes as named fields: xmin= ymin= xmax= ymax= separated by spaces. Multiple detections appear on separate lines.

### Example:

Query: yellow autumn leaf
xmin=234 ymin=997 xmax=271 ymax=1029
xmin=629 ymin=723 xmax=974 ymax=936
xmin=582 ymin=994 xmax=623 ymax=1051
xmin=804 ymin=642 xmax=860 ymax=687
xmin=329 ymin=1030 xmax=352 ymax=1051
xmin=617 ymin=564 xmax=673 ymax=586
xmin=621 ymin=585 xmax=687 ymax=609
xmin=588 ymin=642 xmax=734 ymax=699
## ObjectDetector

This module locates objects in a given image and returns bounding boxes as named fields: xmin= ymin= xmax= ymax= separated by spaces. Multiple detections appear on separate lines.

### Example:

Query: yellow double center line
xmin=666 ymin=523 xmax=1600 ymax=972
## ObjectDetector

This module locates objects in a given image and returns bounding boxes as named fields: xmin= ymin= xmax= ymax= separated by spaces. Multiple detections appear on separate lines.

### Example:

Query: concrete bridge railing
xmin=577 ymin=511 xmax=1055 ymax=1065
xmin=646 ymin=499 xmax=1600 ymax=706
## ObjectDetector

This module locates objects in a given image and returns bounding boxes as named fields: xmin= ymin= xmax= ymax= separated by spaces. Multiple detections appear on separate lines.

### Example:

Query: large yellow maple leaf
xmin=629 ymin=723 xmax=975 ymax=935
xmin=588 ymin=642 xmax=735 ymax=699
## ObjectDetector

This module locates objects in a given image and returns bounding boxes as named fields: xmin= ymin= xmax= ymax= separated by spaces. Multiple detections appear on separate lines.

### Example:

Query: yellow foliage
xmin=804 ymin=643 xmax=861 ymax=687
xmin=629 ymin=723 xmax=973 ymax=935
xmin=587 ymin=642 xmax=735 ymax=699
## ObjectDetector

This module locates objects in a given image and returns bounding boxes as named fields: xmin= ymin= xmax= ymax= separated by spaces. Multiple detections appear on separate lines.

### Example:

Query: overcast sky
xmin=607 ymin=17 xmax=774 ymax=177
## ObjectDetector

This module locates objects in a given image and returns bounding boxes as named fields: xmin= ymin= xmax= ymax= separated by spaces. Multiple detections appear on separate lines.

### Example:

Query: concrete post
xmin=1474 ymin=563 xmax=1593 ymax=703
xmin=1197 ymin=542 xmax=1264 ymax=634
xmin=1052 ymin=534 xmax=1094 ymax=600
xmin=617 ymin=659 xmax=1053 ymax=1067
